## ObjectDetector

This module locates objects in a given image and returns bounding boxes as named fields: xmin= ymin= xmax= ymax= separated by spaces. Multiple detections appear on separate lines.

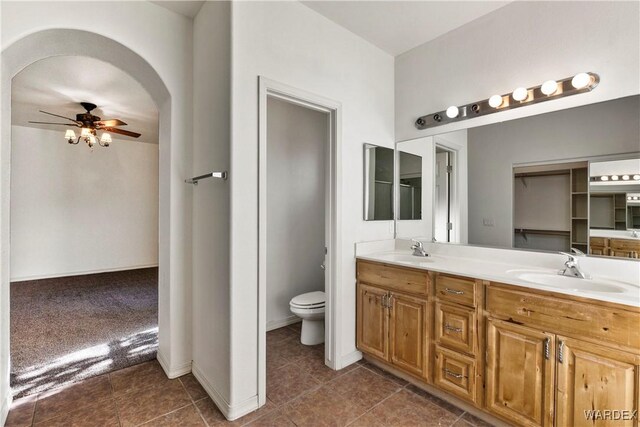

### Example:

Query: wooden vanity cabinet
xmin=356 ymin=260 xmax=640 ymax=427
xmin=485 ymin=318 xmax=555 ymax=427
xmin=356 ymin=260 xmax=430 ymax=381
xmin=556 ymin=337 xmax=640 ymax=427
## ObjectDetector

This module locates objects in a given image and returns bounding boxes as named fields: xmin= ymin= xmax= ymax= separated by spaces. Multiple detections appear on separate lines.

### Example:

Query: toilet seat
xmin=290 ymin=291 xmax=325 ymax=309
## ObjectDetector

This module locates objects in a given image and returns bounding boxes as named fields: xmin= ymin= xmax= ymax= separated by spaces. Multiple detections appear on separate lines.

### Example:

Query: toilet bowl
xmin=289 ymin=291 xmax=325 ymax=345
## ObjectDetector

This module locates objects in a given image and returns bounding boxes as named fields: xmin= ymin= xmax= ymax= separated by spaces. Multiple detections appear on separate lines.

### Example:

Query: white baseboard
xmin=10 ymin=263 xmax=159 ymax=282
xmin=266 ymin=316 xmax=300 ymax=331
xmin=192 ymin=362 xmax=260 ymax=421
xmin=1 ymin=389 xmax=11 ymax=427
xmin=157 ymin=351 xmax=191 ymax=379
xmin=340 ymin=350 xmax=363 ymax=369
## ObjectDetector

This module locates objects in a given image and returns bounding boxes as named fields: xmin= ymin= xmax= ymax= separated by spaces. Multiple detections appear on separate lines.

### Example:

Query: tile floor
xmin=5 ymin=323 xmax=493 ymax=426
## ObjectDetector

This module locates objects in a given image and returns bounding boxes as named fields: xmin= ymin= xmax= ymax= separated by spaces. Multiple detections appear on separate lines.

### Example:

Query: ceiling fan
xmin=29 ymin=102 xmax=141 ymax=147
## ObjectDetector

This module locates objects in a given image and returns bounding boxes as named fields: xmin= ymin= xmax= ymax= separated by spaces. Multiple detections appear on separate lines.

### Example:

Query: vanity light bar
xmin=414 ymin=72 xmax=600 ymax=130
xmin=591 ymin=174 xmax=640 ymax=182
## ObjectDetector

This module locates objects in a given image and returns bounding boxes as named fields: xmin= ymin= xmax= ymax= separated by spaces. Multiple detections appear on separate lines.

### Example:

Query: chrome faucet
xmin=631 ymin=229 xmax=639 ymax=238
xmin=411 ymin=239 xmax=429 ymax=257
xmin=558 ymin=248 xmax=590 ymax=279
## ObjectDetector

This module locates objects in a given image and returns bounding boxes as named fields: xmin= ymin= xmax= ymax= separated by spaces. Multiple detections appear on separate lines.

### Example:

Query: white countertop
xmin=356 ymin=249 xmax=640 ymax=308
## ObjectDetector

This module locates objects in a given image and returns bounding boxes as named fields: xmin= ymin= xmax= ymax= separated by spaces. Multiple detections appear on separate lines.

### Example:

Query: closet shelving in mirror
xmin=415 ymin=72 xmax=599 ymax=130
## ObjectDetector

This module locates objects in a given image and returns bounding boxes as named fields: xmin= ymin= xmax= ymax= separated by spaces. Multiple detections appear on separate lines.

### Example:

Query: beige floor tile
xmin=109 ymin=360 xmax=170 ymax=397
xmin=140 ymin=404 xmax=206 ymax=426
xmin=180 ymin=373 xmax=208 ymax=401
xmin=5 ymin=395 xmax=37 ymax=427
xmin=114 ymin=379 xmax=191 ymax=427
xmin=33 ymin=398 xmax=119 ymax=427
xmin=361 ymin=388 xmax=460 ymax=426
xmin=328 ymin=367 xmax=402 ymax=410
xmin=33 ymin=375 xmax=112 ymax=424
xmin=284 ymin=385 xmax=371 ymax=427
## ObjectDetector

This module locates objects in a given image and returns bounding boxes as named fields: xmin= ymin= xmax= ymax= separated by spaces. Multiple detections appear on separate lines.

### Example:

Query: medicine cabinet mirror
xmin=363 ymin=143 xmax=394 ymax=221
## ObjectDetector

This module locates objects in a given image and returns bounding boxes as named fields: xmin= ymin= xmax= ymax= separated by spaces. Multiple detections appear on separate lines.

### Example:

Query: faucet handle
xmin=559 ymin=251 xmax=578 ymax=262
xmin=411 ymin=239 xmax=423 ymax=249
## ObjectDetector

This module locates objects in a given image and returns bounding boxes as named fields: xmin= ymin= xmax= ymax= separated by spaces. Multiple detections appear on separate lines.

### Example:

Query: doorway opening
xmin=258 ymin=78 xmax=341 ymax=407
xmin=9 ymin=55 xmax=160 ymax=398
xmin=434 ymin=146 xmax=455 ymax=243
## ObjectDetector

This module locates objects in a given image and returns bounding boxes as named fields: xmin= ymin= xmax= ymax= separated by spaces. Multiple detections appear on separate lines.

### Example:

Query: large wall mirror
xmin=363 ymin=143 xmax=394 ymax=221
xmin=395 ymin=94 xmax=640 ymax=259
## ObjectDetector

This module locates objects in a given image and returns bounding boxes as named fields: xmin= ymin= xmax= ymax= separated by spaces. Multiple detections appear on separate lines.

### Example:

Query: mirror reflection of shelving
xmin=513 ymin=161 xmax=588 ymax=253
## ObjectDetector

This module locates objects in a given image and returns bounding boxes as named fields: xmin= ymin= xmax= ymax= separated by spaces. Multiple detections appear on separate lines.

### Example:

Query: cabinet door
xmin=356 ymin=283 xmax=389 ymax=361
xmin=486 ymin=319 xmax=555 ymax=427
xmin=556 ymin=336 xmax=640 ymax=427
xmin=388 ymin=292 xmax=429 ymax=379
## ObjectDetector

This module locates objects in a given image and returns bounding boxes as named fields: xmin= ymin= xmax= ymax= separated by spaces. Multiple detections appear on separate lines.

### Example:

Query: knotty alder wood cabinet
xmin=356 ymin=259 xmax=640 ymax=427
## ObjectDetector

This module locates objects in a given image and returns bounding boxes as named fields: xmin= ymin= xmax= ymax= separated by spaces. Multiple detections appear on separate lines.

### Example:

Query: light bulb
xmin=571 ymin=72 xmax=592 ymax=89
xmin=634 ymin=175 xmax=640 ymax=180
xmin=600 ymin=176 xmax=609 ymax=181
xmin=88 ymin=135 xmax=96 ymax=147
xmin=446 ymin=106 xmax=459 ymax=118
xmin=100 ymin=133 xmax=112 ymax=144
xmin=611 ymin=175 xmax=619 ymax=181
xmin=629 ymin=196 xmax=633 ymax=200
xmin=64 ymin=129 xmax=76 ymax=139
xmin=512 ymin=87 xmax=528 ymax=102
xmin=622 ymin=175 xmax=630 ymax=181
xmin=488 ymin=95 xmax=503 ymax=108
xmin=541 ymin=80 xmax=559 ymax=96
xmin=80 ymin=128 xmax=91 ymax=137
xmin=635 ymin=196 xmax=640 ymax=200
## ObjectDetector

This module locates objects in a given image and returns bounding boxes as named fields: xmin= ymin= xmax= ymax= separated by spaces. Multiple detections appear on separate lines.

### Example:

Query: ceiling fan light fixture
xmin=80 ymin=128 xmax=91 ymax=138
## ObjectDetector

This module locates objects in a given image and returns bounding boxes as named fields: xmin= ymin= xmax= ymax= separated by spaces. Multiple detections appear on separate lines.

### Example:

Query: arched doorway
xmin=1 ymin=29 xmax=183 ymax=406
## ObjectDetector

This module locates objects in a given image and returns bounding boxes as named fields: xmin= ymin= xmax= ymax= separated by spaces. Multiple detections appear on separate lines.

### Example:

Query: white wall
xmin=191 ymin=0 xmax=231 ymax=413
xmin=267 ymin=97 xmax=327 ymax=329
xmin=230 ymin=0 xmax=394 ymax=415
xmin=395 ymin=1 xmax=640 ymax=141
xmin=467 ymin=96 xmax=640 ymax=248
xmin=2 ymin=2 xmax=193 ymax=421
xmin=10 ymin=126 xmax=158 ymax=281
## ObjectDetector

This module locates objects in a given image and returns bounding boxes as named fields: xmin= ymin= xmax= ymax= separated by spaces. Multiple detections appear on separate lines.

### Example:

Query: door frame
xmin=433 ymin=136 xmax=465 ymax=244
xmin=257 ymin=77 xmax=342 ymax=406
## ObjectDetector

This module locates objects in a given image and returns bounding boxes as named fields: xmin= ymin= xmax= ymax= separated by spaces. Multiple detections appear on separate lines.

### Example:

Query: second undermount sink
xmin=512 ymin=272 xmax=627 ymax=293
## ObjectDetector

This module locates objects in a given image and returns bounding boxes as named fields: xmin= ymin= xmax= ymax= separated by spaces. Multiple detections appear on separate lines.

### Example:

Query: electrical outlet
xmin=483 ymin=218 xmax=494 ymax=227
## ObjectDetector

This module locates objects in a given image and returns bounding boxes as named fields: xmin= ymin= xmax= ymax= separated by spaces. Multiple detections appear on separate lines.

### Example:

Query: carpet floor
xmin=10 ymin=267 xmax=158 ymax=398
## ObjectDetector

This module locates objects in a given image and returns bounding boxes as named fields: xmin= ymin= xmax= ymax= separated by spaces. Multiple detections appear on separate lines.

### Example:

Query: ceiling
xmin=301 ymin=1 xmax=510 ymax=56
xmin=12 ymin=56 xmax=159 ymax=144
xmin=150 ymin=0 xmax=205 ymax=18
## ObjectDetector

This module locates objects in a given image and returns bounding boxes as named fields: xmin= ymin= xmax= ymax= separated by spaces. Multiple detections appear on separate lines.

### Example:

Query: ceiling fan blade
xmin=95 ymin=119 xmax=128 ymax=127
xmin=39 ymin=110 xmax=81 ymax=124
xmin=103 ymin=127 xmax=141 ymax=138
xmin=28 ymin=121 xmax=78 ymax=126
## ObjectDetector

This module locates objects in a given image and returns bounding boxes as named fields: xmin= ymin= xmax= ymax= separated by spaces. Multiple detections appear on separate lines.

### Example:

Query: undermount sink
xmin=512 ymin=272 xmax=627 ymax=293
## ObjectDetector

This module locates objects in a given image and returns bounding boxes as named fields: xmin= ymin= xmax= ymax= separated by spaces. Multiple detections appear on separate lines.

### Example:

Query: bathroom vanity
xmin=355 ymin=250 xmax=640 ymax=427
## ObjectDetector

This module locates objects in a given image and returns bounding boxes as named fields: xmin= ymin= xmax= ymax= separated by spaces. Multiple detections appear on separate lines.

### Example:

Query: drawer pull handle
xmin=445 ymin=288 xmax=464 ymax=295
xmin=558 ymin=340 xmax=565 ymax=363
xmin=544 ymin=337 xmax=550 ymax=360
xmin=444 ymin=369 xmax=464 ymax=379
xmin=444 ymin=324 xmax=463 ymax=333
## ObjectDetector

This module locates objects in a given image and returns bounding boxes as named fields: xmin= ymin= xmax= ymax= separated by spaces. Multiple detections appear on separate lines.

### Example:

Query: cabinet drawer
xmin=357 ymin=260 xmax=429 ymax=296
xmin=435 ymin=302 xmax=476 ymax=355
xmin=487 ymin=285 xmax=640 ymax=351
xmin=435 ymin=274 xmax=477 ymax=307
xmin=434 ymin=346 xmax=476 ymax=404
xmin=589 ymin=237 xmax=608 ymax=247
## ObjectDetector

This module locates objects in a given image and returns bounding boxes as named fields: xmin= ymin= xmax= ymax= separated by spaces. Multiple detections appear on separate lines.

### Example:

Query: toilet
xmin=289 ymin=291 xmax=325 ymax=345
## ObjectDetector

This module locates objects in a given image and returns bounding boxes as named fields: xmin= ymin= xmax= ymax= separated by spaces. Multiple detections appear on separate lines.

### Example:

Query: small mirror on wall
xmin=363 ymin=143 xmax=394 ymax=221
xmin=399 ymin=152 xmax=422 ymax=220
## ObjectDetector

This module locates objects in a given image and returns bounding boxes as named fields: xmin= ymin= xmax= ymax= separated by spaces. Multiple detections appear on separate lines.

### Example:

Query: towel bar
xmin=185 ymin=171 xmax=228 ymax=185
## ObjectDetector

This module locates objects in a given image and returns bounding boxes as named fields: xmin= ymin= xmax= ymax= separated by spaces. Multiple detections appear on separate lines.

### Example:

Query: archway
xmin=1 ymin=29 xmax=180 ymax=408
